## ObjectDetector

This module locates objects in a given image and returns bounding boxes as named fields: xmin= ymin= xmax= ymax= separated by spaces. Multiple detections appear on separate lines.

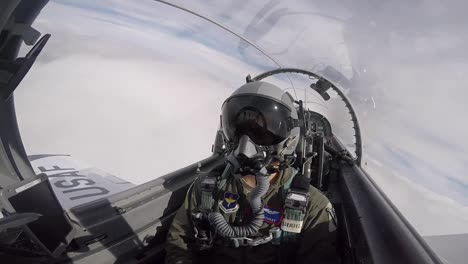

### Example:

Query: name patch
xmin=281 ymin=219 xmax=303 ymax=233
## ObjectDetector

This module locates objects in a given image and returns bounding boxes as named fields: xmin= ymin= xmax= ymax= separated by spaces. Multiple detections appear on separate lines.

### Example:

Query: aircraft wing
xmin=28 ymin=154 xmax=135 ymax=209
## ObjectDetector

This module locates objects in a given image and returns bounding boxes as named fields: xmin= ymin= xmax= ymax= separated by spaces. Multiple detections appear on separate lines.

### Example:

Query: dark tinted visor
xmin=222 ymin=95 xmax=292 ymax=146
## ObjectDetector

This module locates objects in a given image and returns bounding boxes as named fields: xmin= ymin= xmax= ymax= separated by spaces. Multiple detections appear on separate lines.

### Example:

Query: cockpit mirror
xmin=310 ymin=78 xmax=332 ymax=101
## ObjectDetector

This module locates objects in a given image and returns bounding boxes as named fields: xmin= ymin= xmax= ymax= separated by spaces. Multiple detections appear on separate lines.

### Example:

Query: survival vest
xmin=193 ymin=164 xmax=310 ymax=248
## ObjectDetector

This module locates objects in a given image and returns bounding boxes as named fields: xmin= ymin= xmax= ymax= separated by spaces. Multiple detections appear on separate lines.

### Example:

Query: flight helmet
xmin=221 ymin=81 xmax=300 ymax=170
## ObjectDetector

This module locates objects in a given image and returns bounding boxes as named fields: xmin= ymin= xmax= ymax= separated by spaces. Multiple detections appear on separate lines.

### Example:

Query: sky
xmin=14 ymin=0 xmax=468 ymax=238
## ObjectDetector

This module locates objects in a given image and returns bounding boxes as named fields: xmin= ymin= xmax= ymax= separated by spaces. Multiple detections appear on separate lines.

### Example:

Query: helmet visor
xmin=222 ymin=95 xmax=292 ymax=146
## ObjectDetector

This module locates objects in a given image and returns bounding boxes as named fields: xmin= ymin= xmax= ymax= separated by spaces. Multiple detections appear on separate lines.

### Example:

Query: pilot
xmin=165 ymin=81 xmax=338 ymax=264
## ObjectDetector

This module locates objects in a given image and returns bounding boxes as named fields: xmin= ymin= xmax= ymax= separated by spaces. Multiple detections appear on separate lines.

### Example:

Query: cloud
xmin=366 ymin=162 xmax=468 ymax=235
xmin=15 ymin=0 xmax=276 ymax=185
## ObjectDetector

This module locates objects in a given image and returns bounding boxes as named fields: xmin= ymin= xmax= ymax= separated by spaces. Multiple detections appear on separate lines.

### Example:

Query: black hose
xmin=207 ymin=171 xmax=269 ymax=238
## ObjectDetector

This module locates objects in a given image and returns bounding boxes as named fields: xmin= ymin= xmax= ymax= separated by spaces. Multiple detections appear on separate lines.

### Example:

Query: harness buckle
xmin=284 ymin=191 xmax=309 ymax=212
xmin=192 ymin=223 xmax=213 ymax=250
xmin=282 ymin=189 xmax=309 ymax=235
xmin=200 ymin=176 xmax=217 ymax=192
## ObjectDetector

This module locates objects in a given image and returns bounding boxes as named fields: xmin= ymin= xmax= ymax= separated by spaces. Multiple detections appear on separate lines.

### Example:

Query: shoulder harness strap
xmin=198 ymin=162 xmax=229 ymax=212
xmin=281 ymin=170 xmax=310 ymax=243
xmin=191 ymin=164 xmax=227 ymax=249
xmin=199 ymin=176 xmax=217 ymax=212
xmin=281 ymin=168 xmax=296 ymax=198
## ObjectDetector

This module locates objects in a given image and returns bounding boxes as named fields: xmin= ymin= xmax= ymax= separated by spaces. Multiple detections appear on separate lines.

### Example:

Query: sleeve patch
xmin=264 ymin=206 xmax=283 ymax=226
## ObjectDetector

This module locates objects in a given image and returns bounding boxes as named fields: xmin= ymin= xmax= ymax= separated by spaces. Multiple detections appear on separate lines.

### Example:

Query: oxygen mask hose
xmin=207 ymin=158 xmax=270 ymax=238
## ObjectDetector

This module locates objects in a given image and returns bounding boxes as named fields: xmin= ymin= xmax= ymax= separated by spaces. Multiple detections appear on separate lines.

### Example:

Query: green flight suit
xmin=165 ymin=166 xmax=339 ymax=264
